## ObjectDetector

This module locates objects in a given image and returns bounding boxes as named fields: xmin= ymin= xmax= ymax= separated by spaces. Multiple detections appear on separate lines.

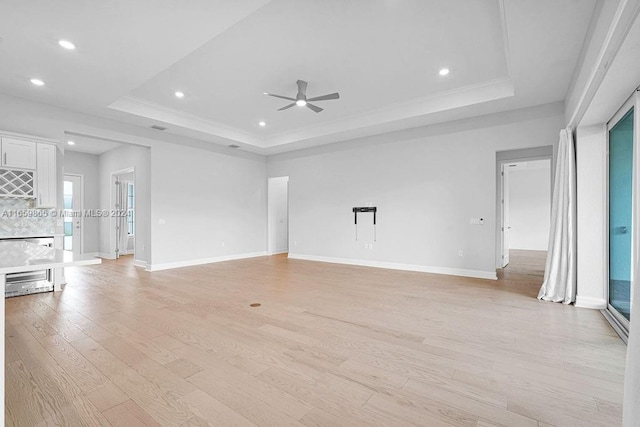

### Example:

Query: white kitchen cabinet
xmin=1 ymin=137 xmax=37 ymax=170
xmin=36 ymin=143 xmax=57 ymax=208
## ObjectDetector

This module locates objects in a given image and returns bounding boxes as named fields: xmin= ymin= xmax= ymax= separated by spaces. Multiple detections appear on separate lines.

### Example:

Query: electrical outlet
xmin=159 ymin=218 xmax=166 ymax=225
xmin=458 ymin=250 xmax=463 ymax=257
xmin=221 ymin=241 xmax=225 ymax=247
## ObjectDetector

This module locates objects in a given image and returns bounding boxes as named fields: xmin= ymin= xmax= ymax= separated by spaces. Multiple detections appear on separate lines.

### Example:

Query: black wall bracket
xmin=352 ymin=207 xmax=377 ymax=241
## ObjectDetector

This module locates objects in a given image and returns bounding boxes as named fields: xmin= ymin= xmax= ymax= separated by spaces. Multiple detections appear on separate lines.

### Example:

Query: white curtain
xmin=117 ymin=182 xmax=129 ymax=256
xmin=538 ymin=128 xmax=576 ymax=304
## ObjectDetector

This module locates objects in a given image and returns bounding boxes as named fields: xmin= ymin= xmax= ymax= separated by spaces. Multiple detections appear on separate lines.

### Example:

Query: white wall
xmin=63 ymin=151 xmax=100 ymax=254
xmin=98 ymin=144 xmax=150 ymax=265
xmin=508 ymin=164 xmax=551 ymax=250
xmin=149 ymin=141 xmax=267 ymax=269
xmin=268 ymin=176 xmax=289 ymax=254
xmin=0 ymin=93 xmax=268 ymax=270
xmin=575 ymin=125 xmax=608 ymax=309
xmin=268 ymin=103 xmax=564 ymax=279
xmin=564 ymin=0 xmax=621 ymax=123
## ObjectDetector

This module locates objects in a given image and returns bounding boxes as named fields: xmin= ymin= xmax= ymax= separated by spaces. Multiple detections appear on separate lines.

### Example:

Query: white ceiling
xmin=0 ymin=0 xmax=597 ymax=154
xmin=64 ymin=134 xmax=123 ymax=155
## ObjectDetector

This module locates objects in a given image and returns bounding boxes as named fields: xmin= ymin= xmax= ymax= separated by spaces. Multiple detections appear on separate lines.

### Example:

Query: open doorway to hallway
xmin=113 ymin=168 xmax=135 ymax=260
xmin=504 ymin=159 xmax=551 ymax=274
xmin=496 ymin=147 xmax=553 ymax=283
xmin=63 ymin=133 xmax=150 ymax=269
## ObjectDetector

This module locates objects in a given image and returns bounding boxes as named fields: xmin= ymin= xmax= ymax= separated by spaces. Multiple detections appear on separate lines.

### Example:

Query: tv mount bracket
xmin=352 ymin=207 xmax=377 ymax=241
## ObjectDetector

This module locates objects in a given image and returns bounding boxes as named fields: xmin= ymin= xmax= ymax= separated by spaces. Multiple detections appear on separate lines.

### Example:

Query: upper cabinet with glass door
xmin=0 ymin=134 xmax=57 ymax=204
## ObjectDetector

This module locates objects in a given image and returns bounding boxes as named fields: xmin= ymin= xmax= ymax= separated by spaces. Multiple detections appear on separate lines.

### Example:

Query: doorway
xmin=112 ymin=168 xmax=135 ymax=259
xmin=496 ymin=146 xmax=553 ymax=278
xmin=268 ymin=176 xmax=289 ymax=255
xmin=63 ymin=174 xmax=83 ymax=254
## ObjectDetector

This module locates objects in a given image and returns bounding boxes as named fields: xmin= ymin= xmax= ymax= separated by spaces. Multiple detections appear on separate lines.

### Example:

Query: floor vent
xmin=151 ymin=125 xmax=167 ymax=131
xmin=250 ymin=303 xmax=261 ymax=307
xmin=228 ymin=144 xmax=240 ymax=149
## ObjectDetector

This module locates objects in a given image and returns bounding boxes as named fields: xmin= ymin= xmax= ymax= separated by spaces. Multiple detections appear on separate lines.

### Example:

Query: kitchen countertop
xmin=0 ymin=241 xmax=101 ymax=274
xmin=0 ymin=234 xmax=64 ymax=239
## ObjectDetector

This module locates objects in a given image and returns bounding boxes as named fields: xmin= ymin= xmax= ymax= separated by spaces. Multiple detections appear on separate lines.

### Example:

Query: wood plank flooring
xmin=5 ymin=251 xmax=626 ymax=426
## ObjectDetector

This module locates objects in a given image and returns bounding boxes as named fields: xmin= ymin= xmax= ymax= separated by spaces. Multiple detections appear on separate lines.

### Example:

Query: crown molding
xmin=108 ymin=96 xmax=266 ymax=147
xmin=108 ymin=77 xmax=514 ymax=153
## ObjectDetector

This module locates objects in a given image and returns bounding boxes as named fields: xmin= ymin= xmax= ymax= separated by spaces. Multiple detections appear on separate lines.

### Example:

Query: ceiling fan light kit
xmin=265 ymin=79 xmax=340 ymax=113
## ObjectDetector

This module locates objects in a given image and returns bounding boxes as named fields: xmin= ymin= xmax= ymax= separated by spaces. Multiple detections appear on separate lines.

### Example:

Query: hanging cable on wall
xmin=353 ymin=206 xmax=377 ymax=241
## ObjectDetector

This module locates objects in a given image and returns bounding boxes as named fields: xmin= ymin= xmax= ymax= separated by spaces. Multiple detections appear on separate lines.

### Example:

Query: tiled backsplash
xmin=0 ymin=198 xmax=57 ymax=237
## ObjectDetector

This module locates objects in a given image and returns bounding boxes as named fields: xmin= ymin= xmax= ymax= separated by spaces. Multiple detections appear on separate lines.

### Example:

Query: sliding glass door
xmin=608 ymin=104 xmax=634 ymax=327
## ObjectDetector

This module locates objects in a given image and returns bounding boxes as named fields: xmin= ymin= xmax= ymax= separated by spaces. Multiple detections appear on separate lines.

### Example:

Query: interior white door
xmin=502 ymin=165 xmax=510 ymax=267
xmin=268 ymin=176 xmax=289 ymax=254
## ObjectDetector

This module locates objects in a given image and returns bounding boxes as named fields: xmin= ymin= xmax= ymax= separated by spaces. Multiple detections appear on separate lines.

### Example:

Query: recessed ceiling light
xmin=258 ymin=121 xmax=266 ymax=127
xmin=67 ymin=140 xmax=75 ymax=146
xmin=174 ymin=91 xmax=184 ymax=98
xmin=58 ymin=40 xmax=76 ymax=50
xmin=296 ymin=99 xmax=307 ymax=107
xmin=439 ymin=68 xmax=450 ymax=76
xmin=30 ymin=78 xmax=45 ymax=86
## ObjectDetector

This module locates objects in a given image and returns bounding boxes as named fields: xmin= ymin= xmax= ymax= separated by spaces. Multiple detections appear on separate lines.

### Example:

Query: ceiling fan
xmin=264 ymin=80 xmax=340 ymax=113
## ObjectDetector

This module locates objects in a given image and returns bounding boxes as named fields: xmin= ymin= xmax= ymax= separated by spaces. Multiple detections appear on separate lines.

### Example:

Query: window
xmin=604 ymin=94 xmax=636 ymax=340
xmin=127 ymin=182 xmax=135 ymax=236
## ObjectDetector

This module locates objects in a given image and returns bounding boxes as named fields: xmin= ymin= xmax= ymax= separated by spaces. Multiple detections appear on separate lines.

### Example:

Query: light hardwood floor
xmin=5 ymin=251 xmax=626 ymax=426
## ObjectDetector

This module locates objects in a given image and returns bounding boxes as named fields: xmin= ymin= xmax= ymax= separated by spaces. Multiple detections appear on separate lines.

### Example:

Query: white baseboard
xmin=287 ymin=253 xmax=498 ymax=280
xmin=148 ymin=251 xmax=268 ymax=272
xmin=268 ymin=250 xmax=289 ymax=255
xmin=133 ymin=259 xmax=148 ymax=269
xmin=575 ymin=295 xmax=607 ymax=310
xmin=98 ymin=252 xmax=115 ymax=260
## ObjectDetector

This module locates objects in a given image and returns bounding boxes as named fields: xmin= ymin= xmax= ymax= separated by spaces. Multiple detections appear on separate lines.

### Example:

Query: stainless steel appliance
xmin=3 ymin=237 xmax=55 ymax=297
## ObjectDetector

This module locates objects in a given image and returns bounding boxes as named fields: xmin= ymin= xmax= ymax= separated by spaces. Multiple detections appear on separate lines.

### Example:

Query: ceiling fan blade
xmin=265 ymin=93 xmax=296 ymax=101
xmin=306 ymin=103 xmax=323 ymax=113
xmin=278 ymin=102 xmax=297 ymax=111
xmin=296 ymin=80 xmax=308 ymax=96
xmin=308 ymin=92 xmax=340 ymax=102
